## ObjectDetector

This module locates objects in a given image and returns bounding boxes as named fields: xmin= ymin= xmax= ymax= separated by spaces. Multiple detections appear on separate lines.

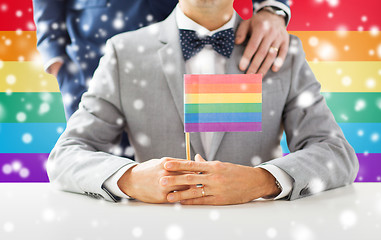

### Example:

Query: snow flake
xmin=206 ymin=210 xmax=220 ymax=222
xmin=327 ymin=0 xmax=339 ymax=7
xmin=341 ymin=76 xmax=352 ymax=87
xmin=296 ymin=91 xmax=314 ymax=108
xmin=273 ymin=57 xmax=283 ymax=68
xmin=39 ymin=102 xmax=50 ymax=115
xmin=6 ymin=74 xmax=16 ymax=85
xmin=110 ymin=146 xmax=123 ymax=156
xmin=101 ymin=14 xmax=108 ymax=22
xmin=309 ymin=178 xmax=325 ymax=194
xmin=140 ymin=80 xmax=147 ymax=88
xmin=366 ymin=78 xmax=376 ymax=89
xmin=4 ymin=38 xmax=11 ymax=46
xmin=361 ymin=15 xmax=367 ymax=22
xmin=377 ymin=44 xmax=381 ymax=58
xmin=369 ymin=49 xmax=375 ymax=56
xmin=40 ymin=92 xmax=53 ymax=102
xmin=20 ymin=168 xmax=30 ymax=178
xmin=82 ymin=24 xmax=90 ymax=32
xmin=164 ymin=63 xmax=175 ymax=74
xmin=0 ymin=4 xmax=8 ymax=12
xmin=57 ymin=127 xmax=64 ymax=134
xmin=113 ymin=18 xmax=124 ymax=30
xmin=63 ymin=93 xmax=74 ymax=106
xmin=133 ymin=99 xmax=144 ymax=110
xmin=146 ymin=14 xmax=154 ymax=22
xmin=165 ymin=224 xmax=183 ymax=240
xmin=2 ymin=164 xmax=12 ymax=175
xmin=354 ymin=99 xmax=366 ymax=111
xmin=51 ymin=22 xmax=59 ymax=30
xmin=148 ymin=24 xmax=159 ymax=35
xmin=135 ymin=133 xmax=151 ymax=147
xmin=317 ymin=42 xmax=337 ymax=60
xmin=327 ymin=12 xmax=333 ymax=18
xmin=357 ymin=129 xmax=364 ymax=137
xmin=250 ymin=156 xmax=262 ymax=166
xmin=22 ymin=133 xmax=33 ymax=144
xmin=124 ymin=146 xmax=135 ymax=157
xmin=340 ymin=114 xmax=348 ymax=121
xmin=42 ymin=208 xmax=56 ymax=222
xmin=266 ymin=227 xmax=277 ymax=239
xmin=12 ymin=161 xmax=22 ymax=172
xmin=358 ymin=26 xmax=364 ymax=32
xmin=377 ymin=98 xmax=381 ymax=110
xmin=116 ymin=118 xmax=124 ymax=125
xmin=16 ymin=112 xmax=27 ymax=122
xmin=371 ymin=133 xmax=379 ymax=142
xmin=132 ymin=226 xmax=143 ymax=238
xmin=137 ymin=45 xmax=145 ymax=53
xmin=290 ymin=223 xmax=315 ymax=240
xmin=15 ymin=10 xmax=23 ymax=17
xmin=339 ymin=210 xmax=357 ymax=229
xmin=370 ymin=26 xmax=379 ymax=36
xmin=326 ymin=161 xmax=334 ymax=170
xmin=3 ymin=222 xmax=15 ymax=232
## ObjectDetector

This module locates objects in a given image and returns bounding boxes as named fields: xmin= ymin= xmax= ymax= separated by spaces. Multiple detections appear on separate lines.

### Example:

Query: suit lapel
xmin=157 ymin=12 xmax=206 ymax=159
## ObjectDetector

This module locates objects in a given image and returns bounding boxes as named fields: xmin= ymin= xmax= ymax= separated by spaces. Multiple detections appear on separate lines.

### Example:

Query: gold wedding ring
xmin=270 ymin=46 xmax=279 ymax=53
xmin=201 ymin=186 xmax=205 ymax=197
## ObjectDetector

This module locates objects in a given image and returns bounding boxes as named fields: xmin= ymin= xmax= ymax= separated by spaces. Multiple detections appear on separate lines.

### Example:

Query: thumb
xmin=194 ymin=154 xmax=207 ymax=162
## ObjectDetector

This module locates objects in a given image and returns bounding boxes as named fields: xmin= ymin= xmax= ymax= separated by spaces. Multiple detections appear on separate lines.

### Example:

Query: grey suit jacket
xmin=48 ymin=11 xmax=359 ymax=202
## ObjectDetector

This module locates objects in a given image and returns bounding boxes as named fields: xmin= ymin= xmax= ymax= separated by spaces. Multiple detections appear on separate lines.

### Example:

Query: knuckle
xmin=186 ymin=174 xmax=194 ymax=182
xmin=212 ymin=161 xmax=223 ymax=170
xmin=191 ymin=189 xmax=198 ymax=197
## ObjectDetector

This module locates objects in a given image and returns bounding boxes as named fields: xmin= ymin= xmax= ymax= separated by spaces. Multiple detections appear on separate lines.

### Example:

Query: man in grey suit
xmin=48 ymin=0 xmax=358 ymax=205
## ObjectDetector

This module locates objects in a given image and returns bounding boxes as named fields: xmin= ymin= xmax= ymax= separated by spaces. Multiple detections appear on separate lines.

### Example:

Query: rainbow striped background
xmin=0 ymin=0 xmax=380 ymax=182
xmin=184 ymin=74 xmax=262 ymax=132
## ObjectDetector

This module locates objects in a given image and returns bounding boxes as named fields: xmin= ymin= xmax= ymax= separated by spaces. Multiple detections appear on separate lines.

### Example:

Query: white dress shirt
xmin=104 ymin=5 xmax=293 ymax=200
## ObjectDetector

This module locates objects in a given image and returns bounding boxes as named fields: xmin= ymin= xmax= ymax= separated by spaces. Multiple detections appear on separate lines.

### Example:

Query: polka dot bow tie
xmin=179 ymin=28 xmax=235 ymax=61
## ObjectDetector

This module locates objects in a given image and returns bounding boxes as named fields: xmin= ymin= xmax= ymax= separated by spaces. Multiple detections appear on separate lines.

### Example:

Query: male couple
xmin=47 ymin=0 xmax=358 ymax=205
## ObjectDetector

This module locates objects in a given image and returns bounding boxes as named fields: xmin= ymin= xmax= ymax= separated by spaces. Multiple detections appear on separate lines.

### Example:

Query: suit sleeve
xmin=47 ymin=39 xmax=136 ymax=202
xmin=265 ymin=36 xmax=359 ymax=200
xmin=253 ymin=0 xmax=291 ymax=25
xmin=32 ymin=0 xmax=70 ymax=69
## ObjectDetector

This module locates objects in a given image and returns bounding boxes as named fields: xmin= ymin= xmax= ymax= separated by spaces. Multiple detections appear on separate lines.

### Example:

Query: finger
xmin=239 ymin=29 xmax=263 ymax=71
xmin=272 ymin=39 xmax=289 ymax=72
xmin=164 ymin=160 xmax=210 ymax=172
xmin=246 ymin=35 xmax=273 ymax=74
xmin=257 ymin=42 xmax=281 ymax=75
xmin=194 ymin=154 xmax=206 ymax=162
xmin=180 ymin=196 xmax=217 ymax=205
xmin=160 ymin=173 xmax=207 ymax=187
xmin=235 ymin=19 xmax=251 ymax=45
xmin=167 ymin=185 xmax=209 ymax=202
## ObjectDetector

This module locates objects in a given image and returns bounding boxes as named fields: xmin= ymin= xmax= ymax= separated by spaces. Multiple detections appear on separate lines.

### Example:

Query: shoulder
xmin=109 ymin=21 xmax=165 ymax=50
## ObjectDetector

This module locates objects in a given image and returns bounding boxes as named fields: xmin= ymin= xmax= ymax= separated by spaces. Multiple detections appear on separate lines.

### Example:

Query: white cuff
xmin=44 ymin=57 xmax=65 ymax=72
xmin=257 ymin=164 xmax=293 ymax=200
xmin=253 ymin=0 xmax=291 ymax=26
xmin=103 ymin=163 xmax=138 ymax=199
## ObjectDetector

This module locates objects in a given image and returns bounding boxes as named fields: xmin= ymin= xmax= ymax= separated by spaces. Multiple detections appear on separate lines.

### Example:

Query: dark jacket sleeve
xmin=33 ymin=0 xmax=70 ymax=66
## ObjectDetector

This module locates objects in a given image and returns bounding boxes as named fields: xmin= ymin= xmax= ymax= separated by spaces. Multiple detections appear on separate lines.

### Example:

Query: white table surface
xmin=0 ymin=183 xmax=380 ymax=240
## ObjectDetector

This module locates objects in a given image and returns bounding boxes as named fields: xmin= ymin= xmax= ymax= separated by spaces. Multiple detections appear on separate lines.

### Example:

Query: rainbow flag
xmin=184 ymin=74 xmax=262 ymax=132
xmin=0 ymin=0 xmax=380 ymax=183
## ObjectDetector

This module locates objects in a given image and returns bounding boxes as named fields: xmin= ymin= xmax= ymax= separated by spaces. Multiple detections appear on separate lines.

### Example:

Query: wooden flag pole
xmin=185 ymin=132 xmax=191 ymax=160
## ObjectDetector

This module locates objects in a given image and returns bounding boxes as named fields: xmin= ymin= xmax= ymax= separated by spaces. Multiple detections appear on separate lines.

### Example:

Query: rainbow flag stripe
xmin=184 ymin=74 xmax=262 ymax=132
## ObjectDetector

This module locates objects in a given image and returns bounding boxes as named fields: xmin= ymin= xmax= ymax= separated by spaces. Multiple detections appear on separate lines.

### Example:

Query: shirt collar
xmin=175 ymin=4 xmax=236 ymax=37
